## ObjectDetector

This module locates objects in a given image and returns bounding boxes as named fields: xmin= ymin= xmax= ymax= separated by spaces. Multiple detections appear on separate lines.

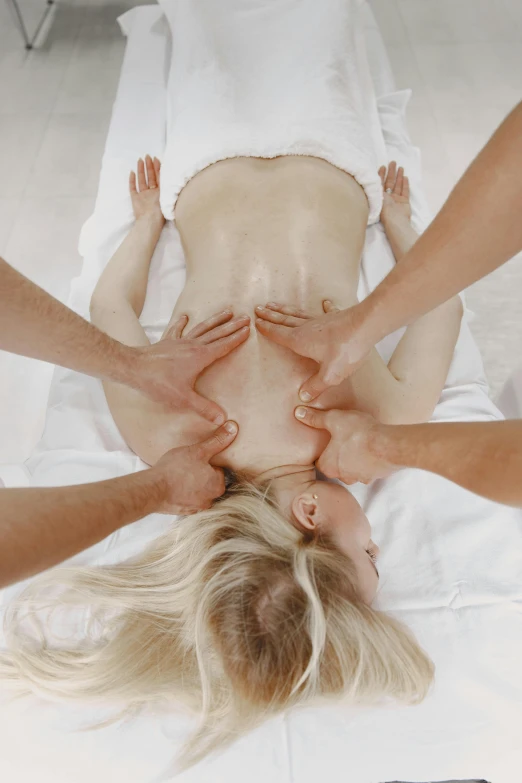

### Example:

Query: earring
xmin=313 ymin=494 xmax=318 ymax=499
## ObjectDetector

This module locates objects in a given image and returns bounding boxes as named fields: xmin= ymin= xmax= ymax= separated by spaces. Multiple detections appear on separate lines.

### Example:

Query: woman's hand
xmin=132 ymin=309 xmax=251 ymax=423
xmin=294 ymin=406 xmax=395 ymax=485
xmin=129 ymin=155 xmax=165 ymax=224
xmin=255 ymin=300 xmax=373 ymax=401
xmin=379 ymin=161 xmax=412 ymax=227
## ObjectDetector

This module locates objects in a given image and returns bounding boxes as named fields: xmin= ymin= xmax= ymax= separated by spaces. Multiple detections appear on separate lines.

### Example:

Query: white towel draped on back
xmin=158 ymin=0 xmax=386 ymax=223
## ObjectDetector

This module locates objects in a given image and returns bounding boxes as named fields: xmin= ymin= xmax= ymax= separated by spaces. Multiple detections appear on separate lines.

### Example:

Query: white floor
xmin=0 ymin=0 xmax=521 ymax=461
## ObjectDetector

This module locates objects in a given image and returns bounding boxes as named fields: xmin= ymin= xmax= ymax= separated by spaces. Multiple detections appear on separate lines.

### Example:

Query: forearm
xmin=0 ymin=468 xmax=168 ymax=588
xmin=0 ymin=257 xmax=140 ymax=386
xmin=381 ymin=212 xmax=419 ymax=262
xmin=371 ymin=421 xmax=522 ymax=507
xmin=383 ymin=215 xmax=463 ymax=420
xmin=363 ymin=101 xmax=522 ymax=342
xmin=91 ymin=215 xmax=164 ymax=315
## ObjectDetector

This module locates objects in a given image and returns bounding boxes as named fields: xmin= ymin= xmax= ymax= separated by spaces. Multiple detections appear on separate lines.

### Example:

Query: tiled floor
xmin=0 ymin=0 xmax=521 ymax=460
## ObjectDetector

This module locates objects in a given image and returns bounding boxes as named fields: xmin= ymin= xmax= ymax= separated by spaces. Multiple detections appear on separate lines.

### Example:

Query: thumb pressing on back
xmin=294 ymin=406 xmax=331 ymax=431
xmin=298 ymin=371 xmax=333 ymax=403
xmin=196 ymin=420 xmax=239 ymax=461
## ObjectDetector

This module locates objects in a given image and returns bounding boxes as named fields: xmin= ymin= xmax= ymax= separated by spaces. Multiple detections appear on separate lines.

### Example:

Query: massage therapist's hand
xmin=294 ymin=406 xmax=395 ymax=485
xmin=131 ymin=310 xmax=251 ymax=423
xmin=152 ymin=420 xmax=239 ymax=513
xmin=255 ymin=300 xmax=373 ymax=402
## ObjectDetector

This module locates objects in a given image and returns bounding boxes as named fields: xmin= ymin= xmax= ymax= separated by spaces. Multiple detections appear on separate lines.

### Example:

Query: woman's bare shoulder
xmin=103 ymin=381 xmax=213 ymax=466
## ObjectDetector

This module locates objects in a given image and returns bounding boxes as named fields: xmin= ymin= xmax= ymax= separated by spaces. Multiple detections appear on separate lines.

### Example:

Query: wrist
xmin=106 ymin=342 xmax=146 ymax=390
xmin=369 ymin=423 xmax=418 ymax=471
xmin=381 ymin=212 xmax=411 ymax=233
xmin=136 ymin=212 xmax=165 ymax=231
xmin=128 ymin=464 xmax=170 ymax=516
xmin=351 ymin=295 xmax=389 ymax=348
xmin=367 ymin=422 xmax=399 ymax=469
xmin=142 ymin=463 xmax=170 ymax=505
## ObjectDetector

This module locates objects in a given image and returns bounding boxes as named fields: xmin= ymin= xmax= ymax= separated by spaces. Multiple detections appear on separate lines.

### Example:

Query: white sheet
xmin=1 ymin=5 xmax=521 ymax=783
xmin=158 ymin=0 xmax=386 ymax=224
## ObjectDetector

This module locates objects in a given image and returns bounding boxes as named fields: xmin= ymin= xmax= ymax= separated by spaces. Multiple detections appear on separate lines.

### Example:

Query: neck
xmin=254 ymin=464 xmax=316 ymax=486
xmin=253 ymin=466 xmax=316 ymax=520
xmin=251 ymin=465 xmax=317 ymax=524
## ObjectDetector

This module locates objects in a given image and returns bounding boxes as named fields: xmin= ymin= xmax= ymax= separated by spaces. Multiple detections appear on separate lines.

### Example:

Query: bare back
xmin=102 ymin=157 xmax=397 ymax=472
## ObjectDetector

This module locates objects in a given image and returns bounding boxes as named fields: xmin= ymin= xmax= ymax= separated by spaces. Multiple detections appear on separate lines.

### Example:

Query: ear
xmin=291 ymin=493 xmax=320 ymax=532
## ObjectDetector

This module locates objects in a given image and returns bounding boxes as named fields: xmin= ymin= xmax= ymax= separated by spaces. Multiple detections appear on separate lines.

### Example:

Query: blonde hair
xmin=0 ymin=477 xmax=433 ymax=770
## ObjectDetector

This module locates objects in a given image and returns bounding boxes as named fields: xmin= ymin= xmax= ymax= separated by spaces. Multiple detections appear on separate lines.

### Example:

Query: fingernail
xmin=266 ymin=302 xmax=277 ymax=307
xmin=295 ymin=407 xmax=307 ymax=419
xmin=255 ymin=305 xmax=265 ymax=312
xmin=324 ymin=299 xmax=332 ymax=305
xmin=214 ymin=413 xmax=225 ymax=425
xmin=300 ymin=391 xmax=312 ymax=402
xmin=224 ymin=421 xmax=238 ymax=434
xmin=221 ymin=309 xmax=232 ymax=315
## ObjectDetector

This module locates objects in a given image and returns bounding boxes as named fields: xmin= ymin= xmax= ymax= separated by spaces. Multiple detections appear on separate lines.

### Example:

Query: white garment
xmin=159 ymin=0 xmax=386 ymax=224
xmin=497 ymin=363 xmax=522 ymax=419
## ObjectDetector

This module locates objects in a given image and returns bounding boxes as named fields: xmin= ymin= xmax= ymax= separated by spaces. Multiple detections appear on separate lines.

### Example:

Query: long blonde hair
xmin=0 ymin=477 xmax=433 ymax=770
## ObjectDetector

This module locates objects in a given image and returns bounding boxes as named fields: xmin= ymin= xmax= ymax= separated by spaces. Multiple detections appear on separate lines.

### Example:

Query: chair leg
xmin=7 ymin=0 xmax=55 ymax=50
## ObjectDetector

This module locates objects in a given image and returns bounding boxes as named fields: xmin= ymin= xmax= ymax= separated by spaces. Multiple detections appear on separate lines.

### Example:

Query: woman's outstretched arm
xmin=375 ymin=164 xmax=463 ymax=422
xmin=361 ymin=101 xmax=522 ymax=345
xmin=90 ymin=156 xmax=166 ymax=348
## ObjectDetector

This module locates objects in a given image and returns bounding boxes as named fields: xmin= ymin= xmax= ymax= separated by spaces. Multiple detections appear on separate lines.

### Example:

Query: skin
xmin=254 ymin=101 xmax=522 ymax=401
xmin=90 ymin=155 xmax=461 ymax=599
xmin=265 ymin=465 xmax=380 ymax=602
xmin=0 ymin=254 xmax=244 ymax=423
xmin=0 ymin=154 xmax=252 ymax=587
xmin=254 ymin=104 xmax=522 ymax=508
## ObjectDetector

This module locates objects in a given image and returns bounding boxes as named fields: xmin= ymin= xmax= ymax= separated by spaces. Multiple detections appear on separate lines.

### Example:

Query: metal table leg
xmin=7 ymin=0 xmax=55 ymax=50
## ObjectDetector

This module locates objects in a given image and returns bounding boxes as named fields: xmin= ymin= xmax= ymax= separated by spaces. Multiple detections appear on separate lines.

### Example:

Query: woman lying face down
xmin=0 ymin=473 xmax=432 ymax=770
xmin=262 ymin=464 xmax=380 ymax=604
xmin=0 ymin=156 xmax=461 ymax=768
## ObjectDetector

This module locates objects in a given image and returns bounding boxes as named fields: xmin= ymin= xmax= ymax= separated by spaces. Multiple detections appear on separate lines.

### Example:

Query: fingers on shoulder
xmin=294 ymin=405 xmax=332 ymax=429
xmin=197 ymin=421 xmax=239 ymax=458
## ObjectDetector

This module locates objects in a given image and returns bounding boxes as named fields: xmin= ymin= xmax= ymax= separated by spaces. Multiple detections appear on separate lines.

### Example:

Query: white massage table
xmin=1 ymin=4 xmax=521 ymax=782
